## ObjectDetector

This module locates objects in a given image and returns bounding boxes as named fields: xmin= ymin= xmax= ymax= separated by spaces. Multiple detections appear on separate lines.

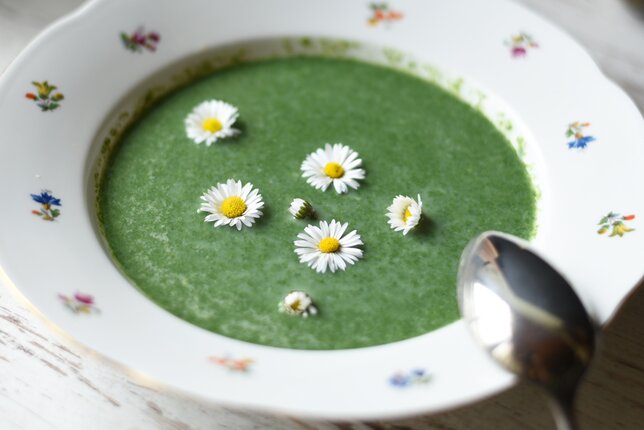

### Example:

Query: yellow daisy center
xmin=289 ymin=299 xmax=302 ymax=311
xmin=202 ymin=117 xmax=223 ymax=133
xmin=319 ymin=237 xmax=341 ymax=253
xmin=324 ymin=162 xmax=345 ymax=179
xmin=403 ymin=207 xmax=413 ymax=223
xmin=220 ymin=196 xmax=247 ymax=218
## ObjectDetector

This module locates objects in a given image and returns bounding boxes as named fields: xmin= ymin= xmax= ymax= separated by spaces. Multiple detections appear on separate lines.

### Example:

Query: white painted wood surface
xmin=1 ymin=0 xmax=643 ymax=428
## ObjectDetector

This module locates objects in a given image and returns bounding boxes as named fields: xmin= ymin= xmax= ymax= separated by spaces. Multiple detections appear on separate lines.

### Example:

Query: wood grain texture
xmin=1 ymin=0 xmax=643 ymax=428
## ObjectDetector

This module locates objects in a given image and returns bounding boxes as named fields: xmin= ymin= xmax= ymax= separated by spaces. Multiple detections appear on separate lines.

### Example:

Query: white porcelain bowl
xmin=0 ymin=0 xmax=642 ymax=420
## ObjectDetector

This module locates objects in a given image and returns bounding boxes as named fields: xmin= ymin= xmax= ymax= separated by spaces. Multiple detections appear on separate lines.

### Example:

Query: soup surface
xmin=99 ymin=56 xmax=536 ymax=349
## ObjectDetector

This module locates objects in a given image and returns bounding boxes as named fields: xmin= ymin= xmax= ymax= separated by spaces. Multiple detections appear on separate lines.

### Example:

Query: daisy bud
xmin=289 ymin=198 xmax=313 ymax=219
xmin=279 ymin=291 xmax=318 ymax=317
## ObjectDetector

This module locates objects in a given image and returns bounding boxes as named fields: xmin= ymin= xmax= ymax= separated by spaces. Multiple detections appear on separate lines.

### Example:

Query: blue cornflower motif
xmin=31 ymin=191 xmax=62 ymax=206
xmin=567 ymin=135 xmax=596 ymax=149
xmin=411 ymin=368 xmax=426 ymax=378
xmin=389 ymin=373 xmax=410 ymax=387
xmin=389 ymin=368 xmax=432 ymax=387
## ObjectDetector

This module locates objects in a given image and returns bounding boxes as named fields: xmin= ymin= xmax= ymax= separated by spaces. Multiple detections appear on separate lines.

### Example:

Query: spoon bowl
xmin=457 ymin=232 xmax=596 ymax=429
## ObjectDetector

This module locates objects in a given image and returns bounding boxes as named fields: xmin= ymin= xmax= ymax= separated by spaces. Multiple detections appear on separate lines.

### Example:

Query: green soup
xmin=99 ymin=56 xmax=536 ymax=349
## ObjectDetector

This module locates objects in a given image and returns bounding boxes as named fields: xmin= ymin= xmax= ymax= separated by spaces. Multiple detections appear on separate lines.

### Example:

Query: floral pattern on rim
xmin=58 ymin=292 xmax=99 ymax=314
xmin=597 ymin=212 xmax=635 ymax=237
xmin=566 ymin=121 xmax=596 ymax=149
xmin=120 ymin=27 xmax=160 ymax=52
xmin=368 ymin=3 xmax=403 ymax=27
xmin=25 ymin=81 xmax=64 ymax=112
xmin=506 ymin=32 xmax=538 ymax=58
xmin=31 ymin=190 xmax=62 ymax=221
xmin=208 ymin=356 xmax=254 ymax=372
xmin=389 ymin=368 xmax=432 ymax=388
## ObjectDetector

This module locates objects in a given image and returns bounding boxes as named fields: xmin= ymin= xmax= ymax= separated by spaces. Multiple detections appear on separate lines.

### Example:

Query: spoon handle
xmin=548 ymin=394 xmax=578 ymax=430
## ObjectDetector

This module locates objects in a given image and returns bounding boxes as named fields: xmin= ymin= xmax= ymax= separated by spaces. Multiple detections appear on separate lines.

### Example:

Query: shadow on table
xmin=623 ymin=0 xmax=644 ymax=20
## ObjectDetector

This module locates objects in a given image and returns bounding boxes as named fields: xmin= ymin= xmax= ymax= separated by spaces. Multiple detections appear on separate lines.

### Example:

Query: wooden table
xmin=1 ymin=0 xmax=643 ymax=428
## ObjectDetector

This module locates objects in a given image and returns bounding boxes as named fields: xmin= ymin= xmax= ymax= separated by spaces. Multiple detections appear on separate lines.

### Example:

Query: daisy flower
xmin=288 ymin=198 xmax=313 ymax=219
xmin=185 ymin=100 xmax=240 ymax=145
xmin=301 ymin=143 xmax=365 ymax=194
xmin=279 ymin=291 xmax=318 ymax=317
xmin=198 ymin=179 xmax=264 ymax=230
xmin=294 ymin=219 xmax=363 ymax=273
xmin=386 ymin=194 xmax=423 ymax=235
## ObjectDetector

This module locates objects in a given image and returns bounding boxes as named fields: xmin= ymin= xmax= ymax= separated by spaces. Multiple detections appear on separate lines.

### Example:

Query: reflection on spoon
xmin=458 ymin=231 xmax=596 ymax=430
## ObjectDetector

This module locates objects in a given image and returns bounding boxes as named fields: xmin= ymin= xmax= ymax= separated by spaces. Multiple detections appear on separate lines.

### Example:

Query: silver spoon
xmin=457 ymin=231 xmax=596 ymax=430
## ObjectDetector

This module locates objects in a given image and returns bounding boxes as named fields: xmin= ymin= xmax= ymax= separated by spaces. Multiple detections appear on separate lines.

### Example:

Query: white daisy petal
xmin=343 ymin=150 xmax=359 ymax=165
xmin=293 ymin=220 xmax=364 ymax=274
xmin=335 ymin=255 xmax=347 ymax=271
xmin=341 ymin=247 xmax=363 ymax=258
xmin=300 ymin=143 xmax=365 ymax=194
xmin=344 ymin=168 xmax=366 ymax=180
xmin=301 ymin=252 xmax=320 ymax=263
xmin=297 ymin=233 xmax=317 ymax=243
xmin=185 ymin=100 xmax=241 ymax=145
xmin=211 ymin=188 xmax=225 ymax=202
xmin=328 ymin=220 xmax=337 ymax=239
xmin=240 ymin=183 xmax=253 ymax=200
xmin=340 ymin=232 xmax=363 ymax=248
xmin=304 ymin=225 xmax=323 ymax=242
xmin=198 ymin=179 xmax=264 ymax=230
xmin=294 ymin=240 xmax=316 ymax=248
xmin=338 ymin=252 xmax=357 ymax=265
xmin=320 ymin=221 xmax=330 ymax=237
xmin=334 ymin=222 xmax=348 ymax=239
xmin=327 ymin=255 xmax=338 ymax=273
xmin=319 ymin=177 xmax=333 ymax=191
xmin=385 ymin=194 xmax=424 ymax=235
xmin=324 ymin=144 xmax=334 ymax=160
xmin=314 ymin=254 xmax=327 ymax=273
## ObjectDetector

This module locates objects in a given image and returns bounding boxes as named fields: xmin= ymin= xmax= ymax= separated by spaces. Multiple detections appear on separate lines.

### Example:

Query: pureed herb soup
xmin=99 ymin=56 xmax=536 ymax=349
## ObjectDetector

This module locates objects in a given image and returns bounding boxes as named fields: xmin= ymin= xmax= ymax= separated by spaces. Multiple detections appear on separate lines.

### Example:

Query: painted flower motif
xmin=208 ymin=356 xmax=254 ymax=372
xmin=566 ymin=122 xmax=596 ymax=149
xmin=289 ymin=198 xmax=313 ymax=219
xmin=506 ymin=32 xmax=538 ymax=58
xmin=31 ymin=190 xmax=62 ymax=221
xmin=185 ymin=100 xmax=240 ymax=146
xmin=386 ymin=194 xmax=423 ymax=235
xmin=301 ymin=144 xmax=365 ymax=194
xmin=58 ymin=292 xmax=99 ymax=314
xmin=389 ymin=368 xmax=432 ymax=388
xmin=294 ymin=219 xmax=363 ymax=274
xmin=25 ymin=81 xmax=64 ymax=112
xmin=279 ymin=291 xmax=318 ymax=317
xmin=198 ymin=179 xmax=264 ymax=230
xmin=120 ymin=28 xmax=160 ymax=52
xmin=368 ymin=3 xmax=403 ymax=27
xmin=597 ymin=212 xmax=635 ymax=237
